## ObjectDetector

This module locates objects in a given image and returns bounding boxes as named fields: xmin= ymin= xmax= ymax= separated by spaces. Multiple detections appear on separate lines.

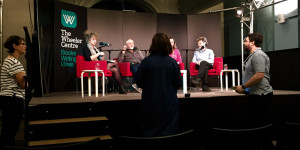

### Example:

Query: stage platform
xmin=17 ymin=88 xmax=300 ymax=147
xmin=29 ymin=87 xmax=300 ymax=105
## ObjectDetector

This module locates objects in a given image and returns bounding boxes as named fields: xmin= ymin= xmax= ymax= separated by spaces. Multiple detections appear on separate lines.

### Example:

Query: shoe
xmin=119 ymin=85 xmax=127 ymax=94
xmin=202 ymin=85 xmax=212 ymax=92
xmin=191 ymin=77 xmax=202 ymax=85
xmin=132 ymin=84 xmax=142 ymax=93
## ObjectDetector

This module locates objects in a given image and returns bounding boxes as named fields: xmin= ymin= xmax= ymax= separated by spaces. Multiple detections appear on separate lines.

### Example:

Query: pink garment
xmin=169 ymin=49 xmax=182 ymax=63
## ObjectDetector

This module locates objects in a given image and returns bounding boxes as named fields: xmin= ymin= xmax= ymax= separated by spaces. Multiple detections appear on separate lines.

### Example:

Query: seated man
xmin=192 ymin=36 xmax=214 ymax=92
xmin=117 ymin=39 xmax=144 ymax=92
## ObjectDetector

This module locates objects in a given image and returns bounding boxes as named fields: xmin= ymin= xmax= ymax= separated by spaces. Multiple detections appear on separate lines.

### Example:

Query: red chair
xmin=179 ymin=62 xmax=185 ymax=70
xmin=118 ymin=62 xmax=185 ymax=76
xmin=76 ymin=55 xmax=112 ymax=92
xmin=118 ymin=62 xmax=133 ymax=77
xmin=189 ymin=57 xmax=223 ymax=86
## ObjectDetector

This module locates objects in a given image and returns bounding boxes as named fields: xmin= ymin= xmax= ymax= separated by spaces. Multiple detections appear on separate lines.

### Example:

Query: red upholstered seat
xmin=118 ymin=62 xmax=133 ymax=77
xmin=76 ymin=55 xmax=112 ymax=78
xmin=189 ymin=57 xmax=223 ymax=76
xmin=117 ymin=61 xmax=185 ymax=77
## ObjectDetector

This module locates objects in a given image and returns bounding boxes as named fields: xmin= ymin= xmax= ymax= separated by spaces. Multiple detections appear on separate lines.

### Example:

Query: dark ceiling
xmin=178 ymin=0 xmax=223 ymax=14
xmin=91 ymin=0 xmax=224 ymax=14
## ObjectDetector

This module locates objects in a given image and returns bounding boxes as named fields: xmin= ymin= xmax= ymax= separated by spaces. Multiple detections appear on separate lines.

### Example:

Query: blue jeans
xmin=130 ymin=63 xmax=140 ymax=76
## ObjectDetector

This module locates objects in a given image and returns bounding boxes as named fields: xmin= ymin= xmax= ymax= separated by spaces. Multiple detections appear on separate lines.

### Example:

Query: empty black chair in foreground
xmin=206 ymin=124 xmax=274 ymax=150
xmin=114 ymin=129 xmax=194 ymax=150
xmin=3 ymin=137 xmax=109 ymax=150
xmin=275 ymin=122 xmax=300 ymax=150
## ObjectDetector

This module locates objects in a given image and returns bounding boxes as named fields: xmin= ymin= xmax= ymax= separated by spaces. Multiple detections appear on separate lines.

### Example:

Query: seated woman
xmin=81 ymin=30 xmax=127 ymax=94
xmin=169 ymin=37 xmax=182 ymax=64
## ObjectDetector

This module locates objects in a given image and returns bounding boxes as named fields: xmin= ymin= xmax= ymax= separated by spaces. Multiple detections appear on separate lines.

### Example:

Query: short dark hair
xmin=247 ymin=33 xmax=263 ymax=47
xmin=149 ymin=33 xmax=172 ymax=56
xmin=4 ymin=35 xmax=25 ymax=53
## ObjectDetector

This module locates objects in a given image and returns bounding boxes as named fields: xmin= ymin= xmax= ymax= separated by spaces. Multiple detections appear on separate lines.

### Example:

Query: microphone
xmin=99 ymin=42 xmax=112 ymax=47
xmin=200 ymin=46 xmax=205 ymax=50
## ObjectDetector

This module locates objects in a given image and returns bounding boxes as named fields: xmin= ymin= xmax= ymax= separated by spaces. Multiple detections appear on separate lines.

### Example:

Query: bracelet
xmin=241 ymin=85 xmax=246 ymax=89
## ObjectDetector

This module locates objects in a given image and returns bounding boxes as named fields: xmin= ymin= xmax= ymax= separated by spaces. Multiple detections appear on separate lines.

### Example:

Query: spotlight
xmin=236 ymin=8 xmax=244 ymax=15
xmin=236 ymin=7 xmax=244 ymax=18
xmin=236 ymin=2 xmax=246 ymax=18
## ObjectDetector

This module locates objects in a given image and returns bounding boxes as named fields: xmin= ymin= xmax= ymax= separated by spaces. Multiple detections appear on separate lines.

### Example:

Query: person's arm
xmin=137 ymin=50 xmax=144 ymax=60
xmin=15 ymin=72 xmax=26 ymax=89
xmin=235 ymin=53 xmax=266 ymax=94
xmin=204 ymin=50 xmax=214 ymax=64
xmin=176 ymin=49 xmax=182 ymax=63
xmin=192 ymin=51 xmax=198 ymax=63
xmin=117 ymin=51 xmax=125 ymax=63
xmin=90 ymin=52 xmax=104 ymax=61
xmin=235 ymin=72 xmax=264 ymax=94
xmin=135 ymin=60 xmax=145 ymax=88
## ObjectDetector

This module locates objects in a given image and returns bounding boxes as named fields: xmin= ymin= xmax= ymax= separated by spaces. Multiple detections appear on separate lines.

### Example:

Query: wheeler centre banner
xmin=54 ymin=2 xmax=87 ymax=91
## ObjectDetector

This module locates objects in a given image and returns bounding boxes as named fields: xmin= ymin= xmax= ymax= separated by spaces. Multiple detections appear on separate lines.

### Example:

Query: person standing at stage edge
xmin=235 ymin=33 xmax=273 ymax=127
xmin=192 ymin=36 xmax=214 ymax=92
xmin=135 ymin=33 xmax=182 ymax=137
xmin=0 ymin=35 xmax=27 ymax=148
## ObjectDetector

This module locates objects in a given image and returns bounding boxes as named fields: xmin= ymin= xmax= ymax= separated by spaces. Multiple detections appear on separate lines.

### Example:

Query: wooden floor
xmin=29 ymin=87 xmax=300 ymax=105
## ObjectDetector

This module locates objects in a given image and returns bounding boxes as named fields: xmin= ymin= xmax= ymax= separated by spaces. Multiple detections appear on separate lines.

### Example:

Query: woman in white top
xmin=0 ymin=35 xmax=27 ymax=147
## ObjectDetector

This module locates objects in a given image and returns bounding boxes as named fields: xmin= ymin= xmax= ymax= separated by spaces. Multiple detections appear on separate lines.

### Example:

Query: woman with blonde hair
xmin=81 ymin=31 xmax=127 ymax=94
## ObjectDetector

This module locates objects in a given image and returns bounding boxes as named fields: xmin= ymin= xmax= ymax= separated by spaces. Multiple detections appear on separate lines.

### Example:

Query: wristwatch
xmin=241 ymin=85 xmax=246 ymax=89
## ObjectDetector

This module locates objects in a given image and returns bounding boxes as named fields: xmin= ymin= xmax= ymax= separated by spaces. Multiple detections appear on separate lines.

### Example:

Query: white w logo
xmin=63 ymin=14 xmax=75 ymax=24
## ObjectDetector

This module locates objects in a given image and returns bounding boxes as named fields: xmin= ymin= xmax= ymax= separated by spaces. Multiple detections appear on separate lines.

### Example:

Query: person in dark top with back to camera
xmin=81 ymin=30 xmax=127 ymax=94
xmin=0 ymin=35 xmax=28 ymax=148
xmin=135 ymin=33 xmax=182 ymax=137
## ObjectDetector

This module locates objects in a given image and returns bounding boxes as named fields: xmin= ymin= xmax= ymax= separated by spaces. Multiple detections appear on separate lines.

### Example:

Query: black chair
xmin=3 ymin=137 xmax=110 ymax=150
xmin=206 ymin=124 xmax=275 ymax=150
xmin=275 ymin=122 xmax=300 ymax=150
xmin=114 ymin=129 xmax=195 ymax=150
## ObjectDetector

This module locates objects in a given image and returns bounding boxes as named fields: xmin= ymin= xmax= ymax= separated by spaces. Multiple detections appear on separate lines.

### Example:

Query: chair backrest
xmin=206 ymin=124 xmax=274 ymax=150
xmin=212 ymin=57 xmax=223 ymax=74
xmin=115 ymin=129 xmax=194 ymax=150
xmin=179 ymin=62 xmax=185 ymax=70
xmin=189 ymin=57 xmax=223 ymax=76
xmin=276 ymin=122 xmax=300 ymax=150
xmin=76 ymin=55 xmax=108 ymax=77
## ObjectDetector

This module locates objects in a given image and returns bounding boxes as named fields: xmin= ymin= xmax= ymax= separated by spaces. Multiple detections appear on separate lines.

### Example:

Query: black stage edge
xmin=26 ymin=90 xmax=300 ymax=138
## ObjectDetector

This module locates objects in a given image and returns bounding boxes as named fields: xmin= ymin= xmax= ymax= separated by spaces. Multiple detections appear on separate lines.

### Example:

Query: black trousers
xmin=245 ymin=92 xmax=273 ymax=128
xmin=0 ymin=95 xmax=24 ymax=147
xmin=196 ymin=61 xmax=213 ymax=85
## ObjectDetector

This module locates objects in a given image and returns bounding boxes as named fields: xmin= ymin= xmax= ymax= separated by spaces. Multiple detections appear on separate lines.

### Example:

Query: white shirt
xmin=192 ymin=48 xmax=215 ymax=65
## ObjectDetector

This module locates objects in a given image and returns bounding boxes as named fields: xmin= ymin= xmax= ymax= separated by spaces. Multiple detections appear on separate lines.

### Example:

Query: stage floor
xmin=29 ymin=87 xmax=300 ymax=106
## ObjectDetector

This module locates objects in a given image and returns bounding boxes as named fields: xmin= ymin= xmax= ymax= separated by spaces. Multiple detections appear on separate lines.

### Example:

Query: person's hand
xmin=235 ymin=85 xmax=245 ymax=94
xmin=123 ymin=45 xmax=127 ymax=50
xmin=195 ymin=61 xmax=201 ymax=65
xmin=122 ymin=45 xmax=127 ymax=54
xmin=98 ymin=52 xmax=104 ymax=55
